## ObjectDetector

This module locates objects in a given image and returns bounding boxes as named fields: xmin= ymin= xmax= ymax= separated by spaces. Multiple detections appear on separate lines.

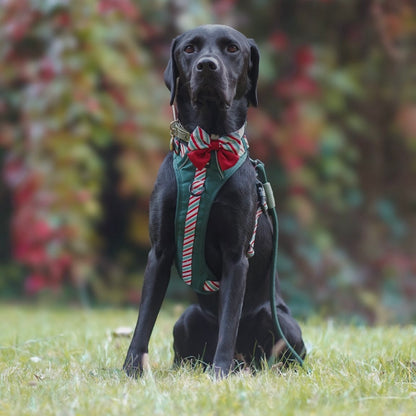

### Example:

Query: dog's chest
xmin=172 ymin=141 xmax=248 ymax=294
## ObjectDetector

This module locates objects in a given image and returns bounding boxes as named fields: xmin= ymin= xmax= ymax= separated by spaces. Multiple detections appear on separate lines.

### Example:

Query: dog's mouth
xmin=191 ymin=84 xmax=232 ymax=110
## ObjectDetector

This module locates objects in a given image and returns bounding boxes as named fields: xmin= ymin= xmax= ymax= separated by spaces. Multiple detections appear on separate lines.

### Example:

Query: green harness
xmin=172 ymin=125 xmax=249 ymax=294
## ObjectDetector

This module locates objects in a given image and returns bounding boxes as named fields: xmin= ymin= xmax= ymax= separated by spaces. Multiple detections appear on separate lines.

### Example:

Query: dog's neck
xmin=175 ymin=92 xmax=248 ymax=136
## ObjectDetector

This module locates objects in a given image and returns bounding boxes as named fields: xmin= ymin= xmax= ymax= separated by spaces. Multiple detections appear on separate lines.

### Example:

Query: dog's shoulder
xmin=150 ymin=152 xmax=177 ymax=208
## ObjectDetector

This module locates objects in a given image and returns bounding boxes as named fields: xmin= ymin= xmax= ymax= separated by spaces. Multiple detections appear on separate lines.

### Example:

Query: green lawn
xmin=0 ymin=304 xmax=415 ymax=415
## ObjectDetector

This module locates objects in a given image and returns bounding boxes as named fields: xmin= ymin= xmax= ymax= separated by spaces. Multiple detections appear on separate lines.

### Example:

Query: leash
xmin=253 ymin=160 xmax=307 ymax=370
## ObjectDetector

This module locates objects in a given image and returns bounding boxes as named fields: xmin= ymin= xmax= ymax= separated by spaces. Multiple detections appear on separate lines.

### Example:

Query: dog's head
xmin=164 ymin=25 xmax=259 ymax=110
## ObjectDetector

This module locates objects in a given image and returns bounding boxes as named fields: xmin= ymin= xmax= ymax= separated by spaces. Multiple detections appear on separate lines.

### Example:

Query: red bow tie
xmin=187 ymin=126 xmax=245 ymax=171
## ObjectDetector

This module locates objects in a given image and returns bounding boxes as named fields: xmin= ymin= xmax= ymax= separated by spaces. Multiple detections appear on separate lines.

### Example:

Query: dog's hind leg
xmin=173 ymin=304 xmax=218 ymax=368
xmin=236 ymin=306 xmax=277 ymax=368
xmin=236 ymin=301 xmax=305 ymax=368
xmin=269 ymin=298 xmax=306 ymax=364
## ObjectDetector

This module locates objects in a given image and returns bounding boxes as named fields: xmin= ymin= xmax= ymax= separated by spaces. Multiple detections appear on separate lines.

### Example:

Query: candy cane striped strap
xmin=247 ymin=205 xmax=263 ymax=258
xmin=171 ymin=137 xmax=187 ymax=157
xmin=181 ymin=166 xmax=220 ymax=292
xmin=181 ymin=168 xmax=262 ymax=292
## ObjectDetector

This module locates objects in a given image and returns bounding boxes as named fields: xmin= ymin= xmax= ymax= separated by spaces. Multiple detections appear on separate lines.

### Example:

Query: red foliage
xmin=4 ymin=15 xmax=32 ymax=41
xmin=119 ymin=120 xmax=139 ymax=135
xmin=295 ymin=46 xmax=315 ymax=69
xmin=24 ymin=273 xmax=48 ymax=295
xmin=275 ymin=75 xmax=319 ymax=99
xmin=13 ymin=211 xmax=74 ymax=292
xmin=98 ymin=0 xmax=139 ymax=19
xmin=213 ymin=0 xmax=238 ymax=16
xmin=38 ymin=58 xmax=57 ymax=82
xmin=274 ymin=45 xmax=318 ymax=101
xmin=53 ymin=12 xmax=71 ymax=28
xmin=269 ymin=31 xmax=289 ymax=52
xmin=282 ymin=154 xmax=304 ymax=173
xmin=291 ymin=133 xmax=318 ymax=156
xmin=0 ymin=0 xmax=165 ymax=301
xmin=4 ymin=149 xmax=72 ymax=293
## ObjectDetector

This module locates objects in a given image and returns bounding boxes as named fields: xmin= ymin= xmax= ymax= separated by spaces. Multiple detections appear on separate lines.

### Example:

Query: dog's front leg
xmin=213 ymin=256 xmax=248 ymax=377
xmin=123 ymin=246 xmax=173 ymax=377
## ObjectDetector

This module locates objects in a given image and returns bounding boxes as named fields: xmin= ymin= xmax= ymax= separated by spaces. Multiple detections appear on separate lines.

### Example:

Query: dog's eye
xmin=184 ymin=45 xmax=195 ymax=54
xmin=226 ymin=44 xmax=239 ymax=53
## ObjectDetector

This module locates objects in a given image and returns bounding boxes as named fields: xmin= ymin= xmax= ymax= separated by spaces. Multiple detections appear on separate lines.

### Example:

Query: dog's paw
xmin=123 ymin=362 xmax=140 ymax=378
xmin=209 ymin=361 xmax=233 ymax=380
xmin=123 ymin=352 xmax=150 ymax=378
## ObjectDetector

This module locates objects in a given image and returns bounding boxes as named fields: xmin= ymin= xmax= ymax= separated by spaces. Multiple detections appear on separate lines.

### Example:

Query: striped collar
xmin=171 ymin=123 xmax=248 ymax=172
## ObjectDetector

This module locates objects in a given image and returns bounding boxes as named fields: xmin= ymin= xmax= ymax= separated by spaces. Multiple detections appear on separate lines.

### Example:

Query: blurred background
xmin=0 ymin=0 xmax=415 ymax=324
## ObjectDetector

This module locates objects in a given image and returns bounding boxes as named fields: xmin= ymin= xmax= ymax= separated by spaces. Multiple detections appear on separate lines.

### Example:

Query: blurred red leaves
xmin=0 ymin=0 xmax=166 ymax=299
xmin=275 ymin=76 xmax=319 ymax=99
xmin=295 ymin=46 xmax=315 ymax=69
xmin=98 ymin=0 xmax=139 ymax=19
xmin=213 ymin=0 xmax=238 ymax=16
xmin=269 ymin=31 xmax=289 ymax=52
xmin=246 ymin=0 xmax=416 ymax=322
xmin=1 ymin=0 xmax=416 ymax=319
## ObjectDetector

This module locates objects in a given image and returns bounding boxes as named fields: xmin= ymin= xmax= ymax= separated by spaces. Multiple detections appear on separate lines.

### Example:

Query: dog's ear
xmin=247 ymin=39 xmax=260 ymax=107
xmin=164 ymin=36 xmax=180 ymax=106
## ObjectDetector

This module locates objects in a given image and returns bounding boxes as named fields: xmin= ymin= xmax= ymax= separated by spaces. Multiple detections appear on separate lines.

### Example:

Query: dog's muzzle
xmin=191 ymin=56 xmax=231 ymax=108
xmin=195 ymin=56 xmax=220 ymax=73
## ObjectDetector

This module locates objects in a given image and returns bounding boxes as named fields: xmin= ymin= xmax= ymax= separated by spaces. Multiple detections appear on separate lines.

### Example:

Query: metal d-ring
xmin=189 ymin=182 xmax=205 ymax=197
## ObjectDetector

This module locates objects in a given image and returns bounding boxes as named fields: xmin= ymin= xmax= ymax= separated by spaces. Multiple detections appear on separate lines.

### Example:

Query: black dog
xmin=124 ymin=24 xmax=305 ymax=377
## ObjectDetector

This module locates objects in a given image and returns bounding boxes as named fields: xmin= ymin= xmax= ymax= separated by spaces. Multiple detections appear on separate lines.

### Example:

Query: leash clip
xmin=170 ymin=105 xmax=191 ymax=143
xmin=170 ymin=120 xmax=190 ymax=143
xmin=256 ymin=181 xmax=268 ymax=214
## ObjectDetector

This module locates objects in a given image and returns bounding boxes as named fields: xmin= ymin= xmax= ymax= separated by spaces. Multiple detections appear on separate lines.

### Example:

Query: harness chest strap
xmin=172 ymin=124 xmax=263 ymax=294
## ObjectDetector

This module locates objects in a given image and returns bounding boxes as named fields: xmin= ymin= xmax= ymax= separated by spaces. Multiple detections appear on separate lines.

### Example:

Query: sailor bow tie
xmin=187 ymin=126 xmax=246 ymax=171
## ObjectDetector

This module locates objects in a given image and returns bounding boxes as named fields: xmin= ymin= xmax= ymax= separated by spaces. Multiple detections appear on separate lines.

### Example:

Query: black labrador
xmin=124 ymin=24 xmax=305 ymax=377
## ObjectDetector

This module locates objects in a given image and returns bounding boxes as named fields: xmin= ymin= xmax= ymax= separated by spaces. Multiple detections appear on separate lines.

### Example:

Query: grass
xmin=0 ymin=304 xmax=415 ymax=416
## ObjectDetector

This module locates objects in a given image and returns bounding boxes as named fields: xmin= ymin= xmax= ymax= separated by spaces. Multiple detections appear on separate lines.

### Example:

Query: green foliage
xmin=0 ymin=0 xmax=168 ymax=302
xmin=1 ymin=1 xmax=416 ymax=321
xmin=239 ymin=0 xmax=416 ymax=323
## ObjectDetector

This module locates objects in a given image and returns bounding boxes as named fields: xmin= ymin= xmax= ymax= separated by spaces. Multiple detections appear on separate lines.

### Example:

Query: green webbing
xmin=253 ymin=160 xmax=306 ymax=369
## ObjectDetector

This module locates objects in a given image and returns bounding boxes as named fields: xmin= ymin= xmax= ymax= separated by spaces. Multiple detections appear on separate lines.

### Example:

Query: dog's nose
xmin=196 ymin=57 xmax=219 ymax=72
